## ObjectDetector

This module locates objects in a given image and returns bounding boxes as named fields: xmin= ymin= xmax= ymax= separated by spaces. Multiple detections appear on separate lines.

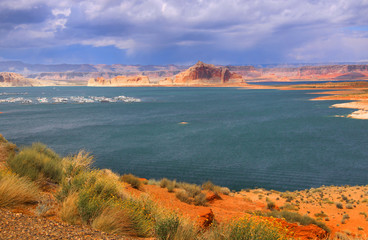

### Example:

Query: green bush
xmin=155 ymin=214 xmax=180 ymax=240
xmin=120 ymin=174 xmax=142 ymax=189
xmin=7 ymin=143 xmax=62 ymax=183
xmin=121 ymin=197 xmax=155 ymax=237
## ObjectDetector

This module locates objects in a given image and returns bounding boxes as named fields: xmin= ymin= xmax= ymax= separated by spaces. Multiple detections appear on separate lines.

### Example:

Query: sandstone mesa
xmin=88 ymin=61 xmax=245 ymax=87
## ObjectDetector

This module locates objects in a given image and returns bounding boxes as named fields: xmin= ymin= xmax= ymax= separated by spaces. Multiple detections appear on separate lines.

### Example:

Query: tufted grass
xmin=0 ymin=172 xmax=40 ymax=207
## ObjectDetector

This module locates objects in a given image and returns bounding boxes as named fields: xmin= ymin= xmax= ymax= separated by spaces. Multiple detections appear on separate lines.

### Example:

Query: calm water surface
xmin=1 ymin=87 xmax=367 ymax=191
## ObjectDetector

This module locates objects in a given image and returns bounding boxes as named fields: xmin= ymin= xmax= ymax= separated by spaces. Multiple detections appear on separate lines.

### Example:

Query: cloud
xmin=0 ymin=0 xmax=367 ymax=64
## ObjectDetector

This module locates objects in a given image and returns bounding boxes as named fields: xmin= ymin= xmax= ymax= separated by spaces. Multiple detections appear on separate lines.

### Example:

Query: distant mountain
xmin=0 ymin=61 xmax=367 ymax=86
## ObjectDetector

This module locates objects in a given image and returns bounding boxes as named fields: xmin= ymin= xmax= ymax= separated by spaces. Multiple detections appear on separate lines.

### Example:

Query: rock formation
xmin=88 ymin=75 xmax=151 ymax=86
xmin=234 ymin=65 xmax=368 ymax=82
xmin=160 ymin=61 xmax=244 ymax=86
xmin=0 ymin=72 xmax=38 ymax=87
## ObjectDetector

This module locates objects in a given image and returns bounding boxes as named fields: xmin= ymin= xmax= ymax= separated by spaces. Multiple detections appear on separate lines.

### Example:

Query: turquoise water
xmin=1 ymin=87 xmax=368 ymax=191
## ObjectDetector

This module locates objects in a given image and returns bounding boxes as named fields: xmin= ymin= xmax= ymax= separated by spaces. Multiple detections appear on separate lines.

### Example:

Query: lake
xmin=1 ymin=86 xmax=367 ymax=191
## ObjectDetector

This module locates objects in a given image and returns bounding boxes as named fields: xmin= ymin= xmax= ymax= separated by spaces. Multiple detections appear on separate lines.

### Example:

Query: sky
xmin=0 ymin=0 xmax=368 ymax=65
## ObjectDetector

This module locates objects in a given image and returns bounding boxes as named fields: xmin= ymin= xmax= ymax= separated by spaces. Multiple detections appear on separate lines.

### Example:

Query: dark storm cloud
xmin=0 ymin=0 xmax=367 ymax=64
xmin=0 ymin=4 xmax=50 ymax=25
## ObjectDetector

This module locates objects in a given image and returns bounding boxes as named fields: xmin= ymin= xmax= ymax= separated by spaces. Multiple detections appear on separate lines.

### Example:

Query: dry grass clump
xmin=345 ymin=203 xmax=354 ymax=209
xmin=175 ymin=190 xmax=192 ymax=204
xmin=160 ymin=178 xmax=171 ymax=188
xmin=0 ymin=173 xmax=40 ymax=207
xmin=194 ymin=193 xmax=207 ymax=206
xmin=59 ymin=192 xmax=81 ymax=225
xmin=202 ymin=181 xmax=230 ymax=195
xmin=92 ymin=206 xmax=136 ymax=237
xmin=177 ymin=182 xmax=202 ymax=198
xmin=120 ymin=173 xmax=142 ymax=190
xmin=7 ymin=143 xmax=63 ymax=183
xmin=0 ymin=134 xmax=17 ymax=162
xmin=159 ymin=179 xmax=232 ymax=206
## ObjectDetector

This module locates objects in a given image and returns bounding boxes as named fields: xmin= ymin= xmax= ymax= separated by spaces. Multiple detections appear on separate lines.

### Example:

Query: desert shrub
xmin=92 ymin=206 xmax=136 ymax=236
xmin=0 ymin=173 xmax=40 ymax=207
xmin=314 ymin=211 xmax=328 ymax=218
xmin=59 ymin=192 xmax=81 ymax=225
xmin=202 ymin=181 xmax=230 ymax=195
xmin=267 ymin=201 xmax=276 ymax=210
xmin=202 ymin=181 xmax=215 ymax=191
xmin=159 ymin=178 xmax=177 ymax=192
xmin=210 ymin=215 xmax=288 ymax=240
xmin=62 ymin=150 xmax=93 ymax=179
xmin=155 ymin=213 xmax=180 ymax=240
xmin=257 ymin=210 xmax=330 ymax=233
xmin=166 ymin=180 xmax=176 ymax=193
xmin=57 ymin=169 xmax=125 ymax=223
xmin=220 ymin=187 xmax=231 ymax=195
xmin=7 ymin=143 xmax=62 ymax=183
xmin=336 ymin=202 xmax=344 ymax=209
xmin=76 ymin=171 xmax=122 ymax=223
xmin=176 ymin=190 xmax=192 ymax=204
xmin=194 ymin=193 xmax=207 ymax=206
xmin=120 ymin=174 xmax=142 ymax=189
xmin=0 ymin=135 xmax=17 ymax=162
xmin=345 ymin=203 xmax=354 ymax=209
xmin=121 ymin=197 xmax=156 ymax=237
xmin=280 ymin=203 xmax=298 ymax=211
xmin=177 ymin=182 xmax=201 ymax=198
xmin=160 ymin=178 xmax=170 ymax=188
xmin=280 ymin=191 xmax=295 ymax=202
xmin=0 ymin=134 xmax=7 ymax=143
xmin=147 ymin=179 xmax=160 ymax=185
xmin=171 ymin=218 xmax=199 ymax=240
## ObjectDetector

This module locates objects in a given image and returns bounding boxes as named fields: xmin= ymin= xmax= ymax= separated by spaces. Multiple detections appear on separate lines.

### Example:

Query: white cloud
xmin=81 ymin=37 xmax=135 ymax=50
xmin=52 ymin=8 xmax=71 ymax=17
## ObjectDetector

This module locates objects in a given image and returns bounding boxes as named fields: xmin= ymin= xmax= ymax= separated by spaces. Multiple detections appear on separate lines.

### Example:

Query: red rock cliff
xmin=161 ymin=61 xmax=243 ymax=85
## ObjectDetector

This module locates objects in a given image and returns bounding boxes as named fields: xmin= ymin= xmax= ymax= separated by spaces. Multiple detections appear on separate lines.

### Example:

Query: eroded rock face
xmin=198 ymin=208 xmax=215 ymax=228
xmin=88 ymin=75 xmax=151 ymax=86
xmin=172 ymin=61 xmax=243 ymax=85
xmin=0 ymin=72 xmax=35 ymax=87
